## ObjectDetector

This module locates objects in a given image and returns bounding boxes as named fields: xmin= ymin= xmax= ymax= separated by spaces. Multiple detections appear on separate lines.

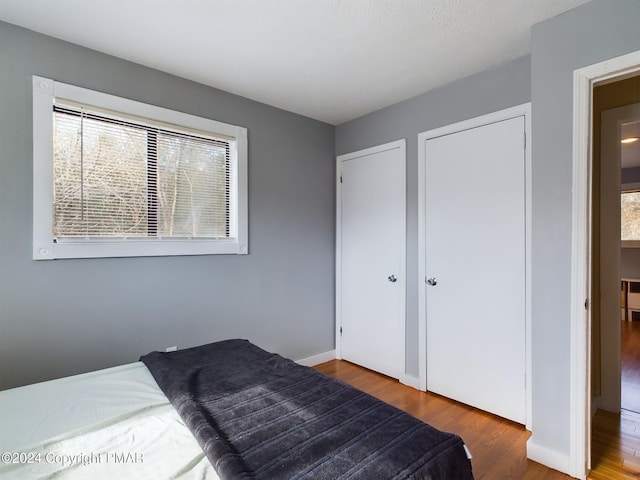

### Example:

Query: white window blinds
xmin=53 ymin=103 xmax=232 ymax=240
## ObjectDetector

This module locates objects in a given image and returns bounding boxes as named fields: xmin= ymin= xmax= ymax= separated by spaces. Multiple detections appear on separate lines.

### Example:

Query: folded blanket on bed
xmin=140 ymin=339 xmax=473 ymax=480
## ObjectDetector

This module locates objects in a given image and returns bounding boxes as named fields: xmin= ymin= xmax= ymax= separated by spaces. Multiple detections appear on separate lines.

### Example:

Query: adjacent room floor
xmin=590 ymin=319 xmax=640 ymax=479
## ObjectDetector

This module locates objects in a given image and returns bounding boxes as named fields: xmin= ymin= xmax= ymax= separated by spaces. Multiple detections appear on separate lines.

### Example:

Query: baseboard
xmin=296 ymin=350 xmax=336 ymax=367
xmin=526 ymin=438 xmax=573 ymax=478
xmin=399 ymin=373 xmax=422 ymax=390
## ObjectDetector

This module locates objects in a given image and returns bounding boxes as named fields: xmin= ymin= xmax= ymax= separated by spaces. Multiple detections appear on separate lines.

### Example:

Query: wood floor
xmin=314 ymin=328 xmax=640 ymax=480
xmin=589 ymin=319 xmax=640 ymax=479
xmin=314 ymin=360 xmax=568 ymax=479
xmin=591 ymin=409 xmax=640 ymax=479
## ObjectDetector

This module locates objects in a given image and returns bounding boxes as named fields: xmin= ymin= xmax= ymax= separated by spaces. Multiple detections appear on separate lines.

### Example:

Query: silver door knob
xmin=427 ymin=277 xmax=437 ymax=286
xmin=388 ymin=274 xmax=398 ymax=283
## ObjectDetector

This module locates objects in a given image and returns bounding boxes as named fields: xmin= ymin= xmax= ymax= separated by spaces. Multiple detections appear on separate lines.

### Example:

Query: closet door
xmin=424 ymin=116 xmax=526 ymax=423
xmin=337 ymin=140 xmax=405 ymax=380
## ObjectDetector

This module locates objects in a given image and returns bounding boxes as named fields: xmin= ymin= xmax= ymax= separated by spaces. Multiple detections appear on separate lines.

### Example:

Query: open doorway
xmin=590 ymin=76 xmax=640 ymax=474
xmin=570 ymin=49 xmax=640 ymax=480
xmin=593 ymin=78 xmax=640 ymax=415
xmin=619 ymin=117 xmax=640 ymax=414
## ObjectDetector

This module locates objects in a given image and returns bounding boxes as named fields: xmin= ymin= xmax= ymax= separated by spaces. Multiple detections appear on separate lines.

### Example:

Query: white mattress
xmin=0 ymin=362 xmax=219 ymax=479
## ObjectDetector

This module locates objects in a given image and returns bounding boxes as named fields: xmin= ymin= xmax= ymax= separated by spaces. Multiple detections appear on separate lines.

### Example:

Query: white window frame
xmin=32 ymin=76 xmax=248 ymax=260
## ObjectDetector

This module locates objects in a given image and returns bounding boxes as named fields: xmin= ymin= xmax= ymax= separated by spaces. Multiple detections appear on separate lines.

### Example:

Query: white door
xmin=337 ymin=140 xmax=405 ymax=380
xmin=424 ymin=116 xmax=526 ymax=424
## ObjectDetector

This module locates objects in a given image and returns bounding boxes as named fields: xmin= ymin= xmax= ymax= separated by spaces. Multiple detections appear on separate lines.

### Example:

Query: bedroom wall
xmin=0 ymin=21 xmax=336 ymax=391
xmin=335 ymin=55 xmax=531 ymax=378
xmin=529 ymin=0 xmax=640 ymax=466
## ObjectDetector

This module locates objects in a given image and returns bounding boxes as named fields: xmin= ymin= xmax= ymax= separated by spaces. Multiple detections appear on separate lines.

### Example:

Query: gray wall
xmin=622 ymin=167 xmax=640 ymax=185
xmin=530 ymin=0 xmax=640 ymax=458
xmin=621 ymin=249 xmax=640 ymax=279
xmin=0 ymin=22 xmax=336 ymax=391
xmin=336 ymin=56 xmax=531 ymax=377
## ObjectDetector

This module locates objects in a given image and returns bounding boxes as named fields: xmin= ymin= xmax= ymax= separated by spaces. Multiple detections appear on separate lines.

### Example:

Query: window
xmin=622 ymin=190 xmax=640 ymax=247
xmin=33 ymin=76 xmax=247 ymax=259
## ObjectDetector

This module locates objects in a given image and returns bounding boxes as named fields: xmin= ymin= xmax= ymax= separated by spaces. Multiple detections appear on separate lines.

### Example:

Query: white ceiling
xmin=0 ymin=0 xmax=591 ymax=125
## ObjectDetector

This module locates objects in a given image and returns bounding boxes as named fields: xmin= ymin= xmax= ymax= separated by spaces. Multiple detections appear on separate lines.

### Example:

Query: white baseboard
xmin=526 ymin=438 xmax=574 ymax=478
xmin=296 ymin=355 xmax=421 ymax=393
xmin=399 ymin=373 xmax=422 ymax=390
xmin=296 ymin=350 xmax=336 ymax=367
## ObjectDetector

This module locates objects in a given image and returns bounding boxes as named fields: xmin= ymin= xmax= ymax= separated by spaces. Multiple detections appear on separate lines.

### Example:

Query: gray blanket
xmin=140 ymin=339 xmax=473 ymax=480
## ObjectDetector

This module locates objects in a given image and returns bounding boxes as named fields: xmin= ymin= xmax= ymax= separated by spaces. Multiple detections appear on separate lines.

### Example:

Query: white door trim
xmin=569 ymin=49 xmax=640 ymax=480
xmin=335 ymin=139 xmax=407 ymax=378
xmin=417 ymin=103 xmax=532 ymax=429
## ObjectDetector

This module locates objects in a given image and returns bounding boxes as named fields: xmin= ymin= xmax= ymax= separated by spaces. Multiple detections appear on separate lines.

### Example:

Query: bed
xmin=0 ymin=339 xmax=473 ymax=479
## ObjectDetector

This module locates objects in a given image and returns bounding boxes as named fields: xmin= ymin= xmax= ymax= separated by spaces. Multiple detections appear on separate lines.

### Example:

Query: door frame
xmin=570 ymin=49 xmax=640 ymax=479
xmin=335 ymin=139 xmax=407 ymax=380
xmin=417 ymin=103 xmax=532 ymax=429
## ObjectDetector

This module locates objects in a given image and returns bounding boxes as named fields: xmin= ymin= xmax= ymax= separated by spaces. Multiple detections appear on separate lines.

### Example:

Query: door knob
xmin=388 ymin=274 xmax=398 ymax=283
xmin=427 ymin=277 xmax=437 ymax=286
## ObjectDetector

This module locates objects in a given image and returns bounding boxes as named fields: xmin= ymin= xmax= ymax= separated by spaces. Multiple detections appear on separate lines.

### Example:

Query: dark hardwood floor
xmin=314 ymin=324 xmax=640 ymax=480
